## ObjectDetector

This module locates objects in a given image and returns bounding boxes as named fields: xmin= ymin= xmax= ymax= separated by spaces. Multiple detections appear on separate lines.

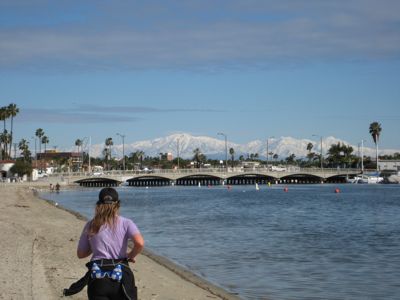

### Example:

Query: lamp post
xmin=217 ymin=132 xmax=228 ymax=171
xmin=266 ymin=136 xmax=274 ymax=169
xmin=87 ymin=136 xmax=91 ymax=173
xmin=312 ymin=134 xmax=323 ymax=170
xmin=360 ymin=139 xmax=365 ymax=173
xmin=116 ymin=133 xmax=126 ymax=171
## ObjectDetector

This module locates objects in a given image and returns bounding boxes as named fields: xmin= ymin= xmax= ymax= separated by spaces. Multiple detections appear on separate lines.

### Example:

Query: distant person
xmin=63 ymin=187 xmax=144 ymax=300
xmin=49 ymin=183 xmax=54 ymax=192
xmin=55 ymin=182 xmax=60 ymax=192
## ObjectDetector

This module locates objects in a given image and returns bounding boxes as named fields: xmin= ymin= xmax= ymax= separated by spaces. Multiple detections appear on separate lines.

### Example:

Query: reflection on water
xmin=42 ymin=184 xmax=400 ymax=300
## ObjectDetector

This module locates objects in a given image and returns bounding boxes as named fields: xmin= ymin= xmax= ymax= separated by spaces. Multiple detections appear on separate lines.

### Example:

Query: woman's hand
xmin=127 ymin=233 xmax=144 ymax=263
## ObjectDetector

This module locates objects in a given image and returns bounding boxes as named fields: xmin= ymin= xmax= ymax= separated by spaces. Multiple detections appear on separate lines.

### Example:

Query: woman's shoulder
xmin=117 ymin=216 xmax=140 ymax=235
xmin=117 ymin=215 xmax=135 ymax=225
xmin=84 ymin=220 xmax=92 ymax=228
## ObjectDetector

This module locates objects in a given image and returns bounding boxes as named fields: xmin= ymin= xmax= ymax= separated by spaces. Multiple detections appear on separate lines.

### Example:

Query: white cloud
xmin=1 ymin=0 xmax=399 ymax=71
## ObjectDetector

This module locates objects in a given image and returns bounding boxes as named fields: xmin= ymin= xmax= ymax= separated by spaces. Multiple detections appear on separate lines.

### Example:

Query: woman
xmin=64 ymin=187 xmax=144 ymax=300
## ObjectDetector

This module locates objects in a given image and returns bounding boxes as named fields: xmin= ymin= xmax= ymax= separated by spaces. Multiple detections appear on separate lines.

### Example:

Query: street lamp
xmin=266 ymin=136 xmax=275 ymax=169
xmin=312 ymin=134 xmax=323 ymax=170
xmin=87 ymin=136 xmax=91 ymax=173
xmin=217 ymin=132 xmax=228 ymax=171
xmin=360 ymin=139 xmax=365 ymax=173
xmin=116 ymin=133 xmax=126 ymax=171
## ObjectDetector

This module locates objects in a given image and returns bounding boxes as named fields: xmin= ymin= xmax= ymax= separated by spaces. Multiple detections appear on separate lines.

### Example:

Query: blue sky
xmin=1 ymin=0 xmax=399 ymax=151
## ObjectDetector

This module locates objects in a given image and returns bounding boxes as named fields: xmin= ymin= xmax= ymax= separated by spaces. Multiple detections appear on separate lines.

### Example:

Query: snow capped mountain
xmin=88 ymin=133 xmax=396 ymax=159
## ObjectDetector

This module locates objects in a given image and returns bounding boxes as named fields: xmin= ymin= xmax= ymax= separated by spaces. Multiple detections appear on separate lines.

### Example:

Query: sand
xmin=0 ymin=184 xmax=240 ymax=300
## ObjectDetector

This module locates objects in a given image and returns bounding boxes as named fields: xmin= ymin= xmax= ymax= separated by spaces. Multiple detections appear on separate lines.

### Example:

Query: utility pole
xmin=176 ymin=135 xmax=181 ymax=169
xmin=88 ymin=136 xmax=91 ymax=173
xmin=320 ymin=136 xmax=323 ymax=170
xmin=266 ymin=136 xmax=274 ymax=169
xmin=361 ymin=139 xmax=364 ymax=173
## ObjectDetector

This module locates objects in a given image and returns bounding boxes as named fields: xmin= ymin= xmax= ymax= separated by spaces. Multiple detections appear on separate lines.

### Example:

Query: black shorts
xmin=87 ymin=278 xmax=125 ymax=300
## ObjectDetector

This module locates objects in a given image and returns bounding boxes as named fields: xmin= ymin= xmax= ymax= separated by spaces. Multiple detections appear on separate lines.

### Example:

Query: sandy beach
xmin=0 ymin=184 xmax=240 ymax=300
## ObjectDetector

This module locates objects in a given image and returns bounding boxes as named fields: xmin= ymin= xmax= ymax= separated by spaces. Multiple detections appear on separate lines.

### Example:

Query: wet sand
xmin=0 ymin=184 xmax=240 ymax=300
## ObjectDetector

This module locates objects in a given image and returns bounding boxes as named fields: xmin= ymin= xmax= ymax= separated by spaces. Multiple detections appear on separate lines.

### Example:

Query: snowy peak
xmin=88 ymin=133 xmax=394 ymax=159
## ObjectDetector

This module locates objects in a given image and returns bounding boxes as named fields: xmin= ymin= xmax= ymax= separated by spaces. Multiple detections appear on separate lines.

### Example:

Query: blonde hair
xmin=88 ymin=202 xmax=120 ymax=236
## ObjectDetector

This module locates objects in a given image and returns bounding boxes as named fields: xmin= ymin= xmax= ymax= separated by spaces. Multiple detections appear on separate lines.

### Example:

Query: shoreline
xmin=1 ymin=183 xmax=241 ymax=300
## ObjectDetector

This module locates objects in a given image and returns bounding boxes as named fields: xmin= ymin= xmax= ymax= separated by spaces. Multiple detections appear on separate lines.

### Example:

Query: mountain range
xmin=84 ymin=133 xmax=397 ymax=160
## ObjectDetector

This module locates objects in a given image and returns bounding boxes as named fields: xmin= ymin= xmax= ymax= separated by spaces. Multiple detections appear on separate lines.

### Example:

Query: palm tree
xmin=326 ymin=142 xmax=355 ymax=168
xmin=75 ymin=139 xmax=83 ymax=170
xmin=193 ymin=148 xmax=202 ymax=168
xmin=42 ymin=136 xmax=49 ymax=153
xmin=285 ymin=153 xmax=296 ymax=164
xmin=0 ymin=131 xmax=11 ymax=160
xmin=0 ymin=107 xmax=9 ymax=159
xmin=104 ymin=138 xmax=113 ymax=170
xmin=136 ymin=150 xmax=145 ymax=169
xmin=0 ymin=106 xmax=8 ymax=133
xmin=229 ymin=147 xmax=235 ymax=168
xmin=369 ymin=121 xmax=382 ymax=171
xmin=18 ymin=139 xmax=31 ymax=162
xmin=307 ymin=142 xmax=313 ymax=153
xmin=75 ymin=139 xmax=83 ymax=152
xmin=102 ymin=147 xmax=109 ymax=168
xmin=35 ymin=128 xmax=45 ymax=154
xmin=7 ymin=103 xmax=19 ymax=158
xmin=105 ymin=137 xmax=113 ymax=159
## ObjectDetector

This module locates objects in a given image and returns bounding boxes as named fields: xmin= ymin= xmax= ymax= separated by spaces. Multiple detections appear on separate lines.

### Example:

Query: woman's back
xmin=79 ymin=216 xmax=140 ymax=260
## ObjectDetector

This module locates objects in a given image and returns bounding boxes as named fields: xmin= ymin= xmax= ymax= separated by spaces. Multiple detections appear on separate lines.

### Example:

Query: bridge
xmin=48 ymin=167 xmax=361 ymax=187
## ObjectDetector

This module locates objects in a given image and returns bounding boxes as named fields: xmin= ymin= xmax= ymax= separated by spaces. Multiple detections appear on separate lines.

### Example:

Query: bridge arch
xmin=127 ymin=176 xmax=171 ymax=187
xmin=75 ymin=177 xmax=122 ymax=187
xmin=325 ymin=175 xmax=348 ymax=183
xmin=278 ymin=173 xmax=324 ymax=184
xmin=176 ymin=174 xmax=223 ymax=186
xmin=226 ymin=174 xmax=278 ymax=185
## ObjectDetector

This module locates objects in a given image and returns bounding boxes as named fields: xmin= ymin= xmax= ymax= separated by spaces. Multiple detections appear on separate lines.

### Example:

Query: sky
xmin=1 ymin=0 xmax=399 ymax=152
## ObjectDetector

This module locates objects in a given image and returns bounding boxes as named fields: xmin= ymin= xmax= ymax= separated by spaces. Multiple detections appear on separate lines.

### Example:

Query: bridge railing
xmin=47 ymin=167 xmax=364 ymax=178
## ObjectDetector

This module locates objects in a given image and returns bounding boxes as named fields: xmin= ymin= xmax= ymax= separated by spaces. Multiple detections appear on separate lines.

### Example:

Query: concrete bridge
xmin=49 ymin=167 xmax=361 ymax=187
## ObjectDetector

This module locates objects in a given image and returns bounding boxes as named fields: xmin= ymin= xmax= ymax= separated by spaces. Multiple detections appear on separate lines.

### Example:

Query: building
xmin=36 ymin=151 xmax=83 ymax=171
xmin=167 ymin=152 xmax=173 ymax=161
xmin=0 ymin=160 xmax=15 ymax=180
xmin=378 ymin=160 xmax=400 ymax=171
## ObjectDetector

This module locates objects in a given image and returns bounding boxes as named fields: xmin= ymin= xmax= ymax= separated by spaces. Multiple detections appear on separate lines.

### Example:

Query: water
xmin=41 ymin=184 xmax=400 ymax=300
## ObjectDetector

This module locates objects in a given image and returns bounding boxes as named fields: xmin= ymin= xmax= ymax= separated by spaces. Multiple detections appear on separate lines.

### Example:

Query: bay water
xmin=41 ymin=184 xmax=400 ymax=300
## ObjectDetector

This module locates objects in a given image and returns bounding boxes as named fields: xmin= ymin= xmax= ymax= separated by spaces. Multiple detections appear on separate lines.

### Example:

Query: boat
xmin=387 ymin=172 xmax=400 ymax=184
xmin=348 ymin=173 xmax=384 ymax=184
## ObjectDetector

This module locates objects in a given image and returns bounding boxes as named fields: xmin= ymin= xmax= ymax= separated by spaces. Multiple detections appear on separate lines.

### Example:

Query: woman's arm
xmin=127 ymin=233 xmax=145 ymax=262
xmin=77 ymin=247 xmax=92 ymax=259
xmin=77 ymin=222 xmax=92 ymax=259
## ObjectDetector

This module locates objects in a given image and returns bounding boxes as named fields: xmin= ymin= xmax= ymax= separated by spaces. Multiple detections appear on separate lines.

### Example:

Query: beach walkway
xmin=0 ymin=185 xmax=237 ymax=300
